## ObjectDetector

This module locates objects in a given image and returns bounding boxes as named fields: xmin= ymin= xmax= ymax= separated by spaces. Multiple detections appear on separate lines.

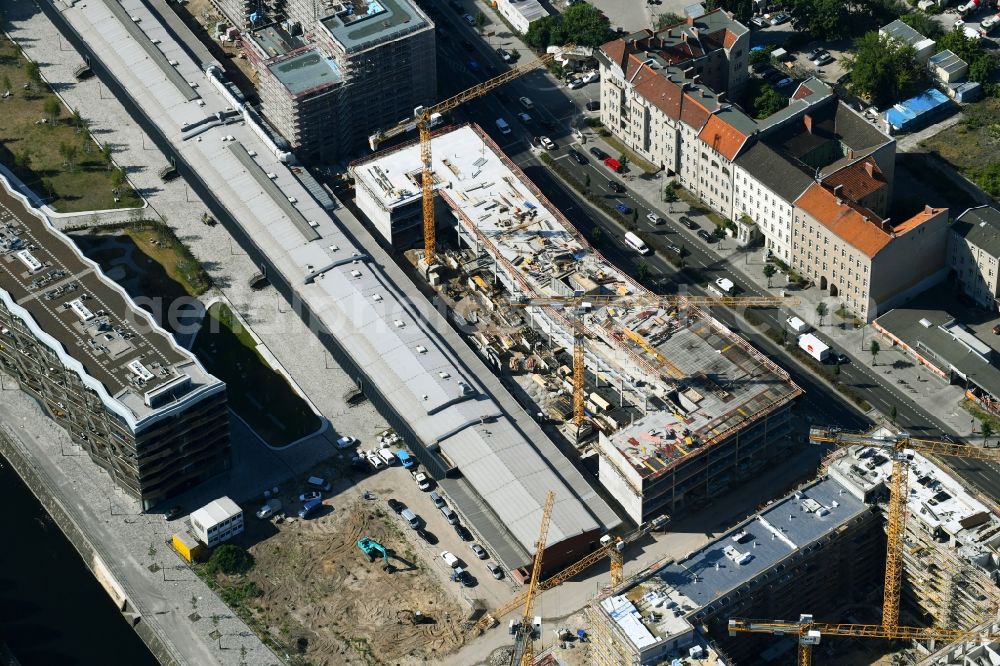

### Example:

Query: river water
xmin=0 ymin=453 xmax=159 ymax=666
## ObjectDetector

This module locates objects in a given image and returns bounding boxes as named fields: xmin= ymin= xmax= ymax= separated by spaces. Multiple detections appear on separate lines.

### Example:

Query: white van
xmin=786 ymin=316 xmax=809 ymax=333
xmin=496 ymin=118 xmax=511 ymax=134
xmin=377 ymin=448 xmax=397 ymax=466
xmin=307 ymin=476 xmax=332 ymax=492
xmin=714 ymin=277 xmax=735 ymax=294
xmin=624 ymin=231 xmax=651 ymax=255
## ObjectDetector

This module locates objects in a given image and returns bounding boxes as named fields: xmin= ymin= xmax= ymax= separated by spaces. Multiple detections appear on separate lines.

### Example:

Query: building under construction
xmin=585 ymin=474 xmax=884 ymax=665
xmin=828 ymin=444 xmax=1000 ymax=632
xmin=350 ymin=123 xmax=802 ymax=523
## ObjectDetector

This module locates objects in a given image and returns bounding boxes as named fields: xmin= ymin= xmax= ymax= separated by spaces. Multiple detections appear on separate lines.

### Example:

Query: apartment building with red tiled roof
xmin=792 ymin=184 xmax=948 ymax=321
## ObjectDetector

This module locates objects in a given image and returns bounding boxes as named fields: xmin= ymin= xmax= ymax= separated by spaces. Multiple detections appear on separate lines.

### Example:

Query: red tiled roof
xmin=792 ymin=82 xmax=814 ymax=101
xmin=822 ymin=159 xmax=886 ymax=204
xmin=795 ymin=183 xmax=890 ymax=258
xmin=723 ymin=29 xmax=739 ymax=49
xmin=680 ymin=93 xmax=711 ymax=129
xmin=895 ymin=206 xmax=947 ymax=235
xmin=698 ymin=114 xmax=748 ymax=160
xmin=601 ymin=39 xmax=629 ymax=69
xmin=629 ymin=59 xmax=684 ymax=118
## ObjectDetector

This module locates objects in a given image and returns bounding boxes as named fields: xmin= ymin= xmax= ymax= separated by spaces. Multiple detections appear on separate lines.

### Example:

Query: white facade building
xmin=190 ymin=496 xmax=244 ymax=548
xmin=495 ymin=0 xmax=550 ymax=34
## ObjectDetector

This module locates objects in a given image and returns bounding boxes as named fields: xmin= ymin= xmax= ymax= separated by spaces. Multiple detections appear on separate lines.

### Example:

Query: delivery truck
xmin=798 ymin=333 xmax=830 ymax=363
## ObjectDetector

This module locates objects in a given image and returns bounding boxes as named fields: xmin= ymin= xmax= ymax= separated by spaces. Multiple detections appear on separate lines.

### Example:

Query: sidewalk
xmin=584 ymin=132 xmax=976 ymax=439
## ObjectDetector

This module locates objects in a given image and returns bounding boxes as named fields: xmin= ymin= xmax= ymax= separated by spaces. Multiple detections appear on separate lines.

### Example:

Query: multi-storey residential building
xmin=792 ymin=183 xmax=948 ymax=321
xmin=241 ymin=0 xmax=436 ymax=161
xmin=0 ymin=183 xmax=230 ymax=510
xmin=949 ymin=205 xmax=1000 ymax=311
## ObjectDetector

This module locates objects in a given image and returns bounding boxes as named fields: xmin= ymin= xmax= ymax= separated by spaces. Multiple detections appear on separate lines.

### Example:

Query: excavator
xmin=357 ymin=537 xmax=394 ymax=573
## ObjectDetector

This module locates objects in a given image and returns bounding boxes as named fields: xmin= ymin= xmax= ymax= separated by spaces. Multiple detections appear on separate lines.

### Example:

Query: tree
xmin=618 ymin=152 xmax=630 ymax=172
xmin=869 ymin=339 xmax=881 ymax=366
xmin=474 ymin=9 xmax=487 ymax=32
xmin=749 ymin=48 xmax=772 ymax=66
xmin=1 ymin=74 xmax=10 ymax=93
xmin=206 ymin=544 xmax=254 ymax=575
xmin=59 ymin=142 xmax=79 ymax=171
xmin=899 ymin=11 xmax=943 ymax=39
xmin=584 ymin=172 xmax=591 ymax=190
xmin=787 ymin=0 xmax=851 ymax=41
xmin=889 ymin=404 xmax=898 ymax=424
xmin=111 ymin=167 xmax=125 ymax=190
xmin=13 ymin=147 xmax=31 ymax=171
xmin=845 ymin=32 xmax=922 ymax=108
xmin=635 ymin=259 xmax=650 ymax=283
xmin=559 ymin=3 xmax=613 ymax=47
xmin=655 ymin=13 xmax=684 ymax=30
xmin=968 ymin=54 xmax=996 ymax=86
xmin=815 ymin=301 xmax=828 ymax=326
xmin=43 ymin=96 xmax=61 ymax=124
xmin=663 ymin=182 xmax=679 ymax=211
xmin=590 ymin=226 xmax=602 ymax=244
xmin=40 ymin=178 xmax=57 ymax=200
xmin=983 ymin=421 xmax=994 ymax=447
xmin=525 ymin=3 xmax=611 ymax=48
xmin=763 ymin=263 xmax=777 ymax=287
xmin=938 ymin=28 xmax=982 ymax=64
xmin=25 ymin=60 xmax=41 ymax=84
xmin=752 ymin=83 xmax=787 ymax=119
xmin=100 ymin=143 xmax=113 ymax=169
xmin=832 ymin=363 xmax=841 ymax=382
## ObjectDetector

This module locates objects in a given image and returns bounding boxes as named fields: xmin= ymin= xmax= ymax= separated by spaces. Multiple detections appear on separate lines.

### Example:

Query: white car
xmin=539 ymin=136 xmax=556 ymax=150
xmin=566 ymin=78 xmax=585 ymax=89
xmin=335 ymin=436 xmax=357 ymax=449
xmin=367 ymin=451 xmax=386 ymax=469
xmin=441 ymin=550 xmax=459 ymax=567
xmin=414 ymin=472 xmax=432 ymax=490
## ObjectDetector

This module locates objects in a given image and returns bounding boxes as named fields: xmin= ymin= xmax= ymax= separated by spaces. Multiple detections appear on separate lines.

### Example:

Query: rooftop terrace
xmin=267 ymin=47 xmax=343 ymax=97
xmin=0 ymin=187 xmax=221 ymax=427
xmin=320 ymin=0 xmax=430 ymax=53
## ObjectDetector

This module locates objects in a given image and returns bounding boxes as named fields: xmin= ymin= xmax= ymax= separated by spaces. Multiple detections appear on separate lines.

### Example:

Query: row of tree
xmin=524 ymin=3 xmax=612 ymax=48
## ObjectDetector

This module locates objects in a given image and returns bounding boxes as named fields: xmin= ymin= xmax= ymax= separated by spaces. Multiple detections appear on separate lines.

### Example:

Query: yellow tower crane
xmin=808 ymin=426 xmax=1000 ymax=629
xmin=471 ymin=514 xmax=669 ymax=634
xmin=510 ymin=491 xmax=555 ymax=666
xmin=368 ymin=47 xmax=573 ymax=266
xmin=728 ymin=615 xmax=1000 ymax=666
xmin=510 ymin=294 xmax=799 ymax=427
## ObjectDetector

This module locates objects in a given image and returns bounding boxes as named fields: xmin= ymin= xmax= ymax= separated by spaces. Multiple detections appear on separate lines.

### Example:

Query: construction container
xmin=171 ymin=531 xmax=205 ymax=563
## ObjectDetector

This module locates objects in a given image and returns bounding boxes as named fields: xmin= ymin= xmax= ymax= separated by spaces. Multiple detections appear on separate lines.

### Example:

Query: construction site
xmin=582 ymin=427 xmax=1000 ymax=665
xmin=350 ymin=123 xmax=803 ymax=524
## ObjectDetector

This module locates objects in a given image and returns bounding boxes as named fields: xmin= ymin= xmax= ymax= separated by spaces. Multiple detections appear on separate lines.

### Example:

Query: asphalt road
xmin=425 ymin=4 xmax=1000 ymax=503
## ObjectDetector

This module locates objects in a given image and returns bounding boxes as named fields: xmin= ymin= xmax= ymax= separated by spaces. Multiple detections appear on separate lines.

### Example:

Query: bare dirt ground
xmin=244 ymin=494 xmax=468 ymax=665
xmin=172 ymin=0 xmax=258 ymax=91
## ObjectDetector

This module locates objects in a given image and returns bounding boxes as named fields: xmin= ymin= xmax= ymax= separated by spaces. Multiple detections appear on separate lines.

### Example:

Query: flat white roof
xmin=191 ymin=496 xmax=242 ymax=527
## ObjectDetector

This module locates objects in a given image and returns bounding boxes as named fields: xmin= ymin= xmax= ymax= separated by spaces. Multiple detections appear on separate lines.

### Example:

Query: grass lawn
xmin=0 ymin=39 xmax=142 ymax=212
xmin=194 ymin=303 xmax=321 ymax=447
xmin=125 ymin=225 xmax=213 ymax=296
xmin=920 ymin=97 xmax=1000 ymax=199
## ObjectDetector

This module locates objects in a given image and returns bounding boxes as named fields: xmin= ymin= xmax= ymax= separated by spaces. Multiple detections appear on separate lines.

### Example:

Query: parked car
xmin=751 ymin=60 xmax=771 ymax=73
xmin=430 ymin=491 xmax=446 ymax=508
xmin=589 ymin=146 xmax=609 ymax=160
xmin=255 ymin=499 xmax=282 ymax=520
xmin=567 ymin=78 xmax=585 ymax=89
xmin=387 ymin=498 xmax=406 ymax=514
xmin=539 ymin=135 xmax=556 ymax=150
xmin=414 ymin=472 xmax=432 ymax=491
xmin=813 ymin=53 xmax=834 ymax=66
xmin=680 ymin=216 xmax=698 ymax=230
xmin=417 ymin=528 xmax=438 ymax=545
xmin=298 ymin=491 xmax=322 ymax=503
xmin=697 ymin=229 xmax=713 ymax=241
xmin=367 ymin=451 xmax=386 ymax=469
xmin=646 ymin=212 xmax=664 ymax=225
xmin=835 ymin=352 xmax=849 ymax=365
xmin=462 ymin=12 xmax=475 ymax=24
xmin=441 ymin=551 xmax=460 ymax=567
xmin=750 ymin=16 xmax=768 ymax=28
xmin=470 ymin=543 xmax=488 ymax=559
xmin=454 ymin=523 xmax=473 ymax=541
xmin=487 ymin=562 xmax=504 ymax=579
xmin=668 ymin=243 xmax=683 ymax=255
xmin=770 ymin=11 xmax=790 ymax=24
xmin=517 ymin=112 xmax=532 ymax=124
xmin=807 ymin=47 xmax=826 ymax=60
xmin=335 ymin=436 xmax=357 ymax=449
xmin=615 ymin=202 xmax=632 ymax=215
xmin=585 ymin=100 xmax=600 ymax=111
xmin=569 ymin=149 xmax=587 ymax=165
xmin=496 ymin=47 xmax=512 ymax=62
xmin=298 ymin=498 xmax=322 ymax=519
xmin=608 ymin=180 xmax=626 ymax=193
xmin=519 ymin=96 xmax=534 ymax=110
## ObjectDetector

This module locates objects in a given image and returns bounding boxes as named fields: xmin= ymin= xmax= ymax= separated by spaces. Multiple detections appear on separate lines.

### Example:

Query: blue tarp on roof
xmin=885 ymin=88 xmax=952 ymax=132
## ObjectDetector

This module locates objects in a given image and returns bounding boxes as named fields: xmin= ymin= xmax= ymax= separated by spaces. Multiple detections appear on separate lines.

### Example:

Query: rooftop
xmin=929 ymin=49 xmax=968 ymax=75
xmin=953 ymin=205 xmax=1000 ymax=257
xmin=881 ymin=18 xmax=936 ymax=50
xmin=0 ymin=185 xmax=222 ymax=429
xmin=190 ymin=496 xmax=243 ymax=527
xmin=267 ymin=47 xmax=343 ymax=97
xmin=733 ymin=142 xmax=814 ymax=203
xmin=320 ymin=0 xmax=431 ymax=54
xmin=821 ymin=158 xmax=887 ymax=204
xmin=829 ymin=442 xmax=1000 ymax=565
xmin=250 ymin=23 xmax=306 ymax=58
xmin=352 ymin=124 xmax=801 ymax=479
xmin=501 ymin=0 xmax=549 ymax=22
xmin=874 ymin=306 xmax=1000 ymax=401
xmin=599 ymin=475 xmax=869 ymax=649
